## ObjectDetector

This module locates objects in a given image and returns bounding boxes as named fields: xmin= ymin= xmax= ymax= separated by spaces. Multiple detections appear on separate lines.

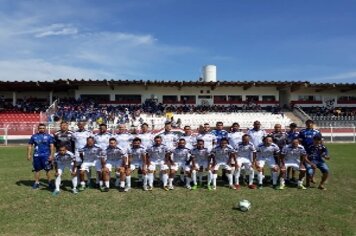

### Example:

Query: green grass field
xmin=0 ymin=144 xmax=355 ymax=236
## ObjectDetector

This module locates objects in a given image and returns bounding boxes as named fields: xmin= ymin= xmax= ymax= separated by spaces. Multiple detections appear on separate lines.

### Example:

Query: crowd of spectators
xmin=302 ymin=106 xmax=356 ymax=117
xmin=0 ymin=96 xmax=47 ymax=113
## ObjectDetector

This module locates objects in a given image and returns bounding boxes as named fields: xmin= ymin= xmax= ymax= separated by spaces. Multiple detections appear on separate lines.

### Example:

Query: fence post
xmin=353 ymin=124 xmax=356 ymax=143
xmin=330 ymin=124 xmax=333 ymax=143
xmin=32 ymin=125 xmax=36 ymax=134
xmin=5 ymin=125 xmax=9 ymax=146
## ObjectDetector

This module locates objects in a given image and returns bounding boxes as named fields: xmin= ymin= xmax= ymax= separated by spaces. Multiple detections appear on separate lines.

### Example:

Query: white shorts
xmin=105 ymin=160 xmax=123 ymax=172
xmin=56 ymin=162 xmax=75 ymax=175
xmin=237 ymin=157 xmax=253 ymax=169
xmin=284 ymin=160 xmax=304 ymax=171
xmin=130 ymin=162 xmax=143 ymax=171
xmin=80 ymin=160 xmax=101 ymax=172
xmin=257 ymin=158 xmax=278 ymax=169
xmin=213 ymin=162 xmax=232 ymax=171
xmin=170 ymin=161 xmax=191 ymax=172
xmin=196 ymin=161 xmax=210 ymax=170
xmin=148 ymin=160 xmax=169 ymax=171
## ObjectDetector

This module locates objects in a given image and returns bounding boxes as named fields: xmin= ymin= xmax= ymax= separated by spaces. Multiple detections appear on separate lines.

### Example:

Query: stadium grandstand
xmin=1 ymin=66 xmax=356 ymax=144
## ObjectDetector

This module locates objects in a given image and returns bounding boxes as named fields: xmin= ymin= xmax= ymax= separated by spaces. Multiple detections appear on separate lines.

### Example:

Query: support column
xmin=49 ymin=90 xmax=53 ymax=105
xmin=12 ymin=91 xmax=16 ymax=106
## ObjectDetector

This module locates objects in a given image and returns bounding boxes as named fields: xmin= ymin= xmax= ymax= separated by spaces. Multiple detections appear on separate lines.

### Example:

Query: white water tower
xmin=202 ymin=65 xmax=217 ymax=82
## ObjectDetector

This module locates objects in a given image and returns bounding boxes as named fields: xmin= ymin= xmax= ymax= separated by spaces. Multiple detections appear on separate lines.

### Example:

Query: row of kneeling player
xmin=50 ymin=133 xmax=330 ymax=196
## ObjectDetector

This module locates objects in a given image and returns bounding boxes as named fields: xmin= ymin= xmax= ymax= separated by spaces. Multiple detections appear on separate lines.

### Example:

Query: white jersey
xmin=235 ymin=142 xmax=256 ymax=159
xmin=172 ymin=147 xmax=191 ymax=163
xmin=104 ymin=146 xmax=127 ymax=162
xmin=228 ymin=131 xmax=244 ymax=149
xmin=114 ymin=133 xmax=134 ymax=151
xmin=281 ymin=144 xmax=306 ymax=162
xmin=256 ymin=143 xmax=280 ymax=160
xmin=128 ymin=145 xmax=146 ymax=163
xmin=247 ymin=128 xmax=267 ymax=148
xmin=79 ymin=145 xmax=102 ymax=162
xmin=211 ymin=146 xmax=235 ymax=163
xmin=190 ymin=147 xmax=210 ymax=163
xmin=160 ymin=131 xmax=178 ymax=150
xmin=73 ymin=129 xmax=93 ymax=150
xmin=94 ymin=132 xmax=112 ymax=150
xmin=180 ymin=134 xmax=197 ymax=150
xmin=146 ymin=144 xmax=171 ymax=162
xmin=196 ymin=132 xmax=217 ymax=152
xmin=136 ymin=132 xmax=154 ymax=149
xmin=54 ymin=151 xmax=75 ymax=165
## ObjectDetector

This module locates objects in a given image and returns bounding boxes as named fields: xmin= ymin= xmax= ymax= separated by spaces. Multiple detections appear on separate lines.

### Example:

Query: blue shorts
xmin=306 ymin=162 xmax=329 ymax=175
xmin=33 ymin=156 xmax=53 ymax=172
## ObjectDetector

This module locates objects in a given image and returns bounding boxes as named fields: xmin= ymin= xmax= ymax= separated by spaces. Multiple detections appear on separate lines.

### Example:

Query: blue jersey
xmin=211 ymin=129 xmax=228 ymax=145
xmin=286 ymin=130 xmax=299 ymax=144
xmin=28 ymin=133 xmax=54 ymax=157
xmin=298 ymin=129 xmax=322 ymax=149
xmin=307 ymin=144 xmax=328 ymax=163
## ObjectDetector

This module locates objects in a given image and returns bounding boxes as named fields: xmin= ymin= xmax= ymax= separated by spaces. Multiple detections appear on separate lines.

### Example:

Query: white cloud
xmin=34 ymin=24 xmax=78 ymax=38
xmin=0 ymin=59 xmax=113 ymax=81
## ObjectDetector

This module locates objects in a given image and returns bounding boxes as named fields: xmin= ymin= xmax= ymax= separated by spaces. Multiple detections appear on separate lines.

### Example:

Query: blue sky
xmin=0 ymin=0 xmax=355 ymax=82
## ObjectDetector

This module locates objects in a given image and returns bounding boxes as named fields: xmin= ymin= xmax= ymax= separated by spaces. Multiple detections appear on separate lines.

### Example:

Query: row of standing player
xmin=27 ymin=119 xmax=330 ymax=194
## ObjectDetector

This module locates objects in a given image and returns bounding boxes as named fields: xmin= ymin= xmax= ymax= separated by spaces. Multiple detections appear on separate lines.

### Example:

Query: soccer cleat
xmin=212 ymin=185 xmax=217 ymax=191
xmin=191 ymin=184 xmax=198 ymax=190
xmin=207 ymin=185 xmax=212 ymax=191
xmin=277 ymin=185 xmax=285 ymax=190
xmin=163 ymin=186 xmax=169 ymax=191
xmin=52 ymin=190 xmax=60 ymax=196
xmin=78 ymin=186 xmax=85 ymax=191
xmin=32 ymin=183 xmax=40 ymax=190
xmin=124 ymin=187 xmax=131 ymax=192
xmin=298 ymin=185 xmax=307 ymax=190
xmin=100 ymin=186 xmax=105 ymax=192
xmin=169 ymin=185 xmax=174 ymax=190
xmin=258 ymin=184 xmax=263 ymax=190
xmin=48 ymin=183 xmax=54 ymax=190
xmin=72 ymin=188 xmax=79 ymax=194
xmin=103 ymin=187 xmax=109 ymax=192
xmin=248 ymin=184 xmax=257 ymax=189
xmin=273 ymin=185 xmax=278 ymax=190
xmin=186 ymin=185 xmax=192 ymax=190
xmin=143 ymin=186 xmax=148 ymax=191
xmin=234 ymin=184 xmax=241 ymax=190
xmin=147 ymin=186 xmax=153 ymax=191
xmin=318 ymin=185 xmax=327 ymax=190
xmin=229 ymin=185 xmax=237 ymax=190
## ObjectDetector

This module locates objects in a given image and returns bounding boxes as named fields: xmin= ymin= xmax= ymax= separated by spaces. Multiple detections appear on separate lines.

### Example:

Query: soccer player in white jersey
xmin=196 ymin=123 xmax=216 ymax=152
xmin=190 ymin=139 xmax=211 ymax=188
xmin=101 ymin=138 xmax=128 ymax=191
xmin=228 ymin=122 xmax=245 ymax=149
xmin=234 ymin=134 xmax=257 ymax=189
xmin=52 ymin=145 xmax=78 ymax=195
xmin=278 ymin=138 xmax=308 ymax=190
xmin=255 ymin=136 xmax=280 ymax=189
xmin=160 ymin=122 xmax=178 ymax=150
xmin=72 ymin=122 xmax=93 ymax=186
xmin=169 ymin=139 xmax=192 ymax=190
xmin=115 ymin=124 xmax=133 ymax=152
xmin=78 ymin=137 xmax=103 ymax=191
xmin=146 ymin=136 xmax=172 ymax=191
xmin=128 ymin=137 xmax=147 ymax=191
xmin=247 ymin=120 xmax=267 ymax=149
xmin=136 ymin=123 xmax=153 ymax=149
xmin=209 ymin=138 xmax=236 ymax=190
xmin=180 ymin=125 xmax=197 ymax=150
xmin=94 ymin=123 xmax=111 ymax=150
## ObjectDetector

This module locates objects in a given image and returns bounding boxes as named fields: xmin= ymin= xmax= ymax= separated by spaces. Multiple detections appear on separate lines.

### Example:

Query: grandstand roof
xmin=0 ymin=79 xmax=356 ymax=92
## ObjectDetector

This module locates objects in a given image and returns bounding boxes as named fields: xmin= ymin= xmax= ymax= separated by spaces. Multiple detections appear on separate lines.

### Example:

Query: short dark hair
xmin=132 ymin=137 xmax=141 ymax=143
xmin=232 ymin=122 xmax=240 ymax=126
xmin=220 ymin=137 xmax=229 ymax=143
xmin=305 ymin=119 xmax=314 ymax=124
xmin=141 ymin=123 xmax=149 ymax=127
xmin=38 ymin=123 xmax=46 ymax=127
xmin=60 ymin=121 xmax=68 ymax=125
xmin=109 ymin=137 xmax=117 ymax=142
xmin=216 ymin=121 xmax=223 ymax=126
xmin=154 ymin=135 xmax=162 ymax=140
xmin=87 ymin=136 xmax=95 ymax=141
xmin=99 ymin=123 xmax=107 ymax=127
xmin=197 ymin=139 xmax=204 ymax=143
xmin=184 ymin=125 xmax=191 ymax=129
xmin=289 ymin=123 xmax=297 ymax=128
xmin=313 ymin=136 xmax=322 ymax=141
xmin=58 ymin=145 xmax=67 ymax=149
xmin=178 ymin=138 xmax=186 ymax=142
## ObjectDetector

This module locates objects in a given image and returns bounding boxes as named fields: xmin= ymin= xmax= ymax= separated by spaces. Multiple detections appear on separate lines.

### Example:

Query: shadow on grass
xmin=15 ymin=179 xmax=73 ymax=192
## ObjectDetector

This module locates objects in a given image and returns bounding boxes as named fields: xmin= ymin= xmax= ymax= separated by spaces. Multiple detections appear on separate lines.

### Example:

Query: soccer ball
xmin=237 ymin=200 xmax=251 ymax=212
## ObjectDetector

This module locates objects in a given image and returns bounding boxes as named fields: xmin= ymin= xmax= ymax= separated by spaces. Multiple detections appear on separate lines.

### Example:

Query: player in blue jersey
xmin=298 ymin=120 xmax=322 ymax=152
xmin=305 ymin=136 xmax=330 ymax=190
xmin=211 ymin=121 xmax=229 ymax=146
xmin=27 ymin=123 xmax=55 ymax=189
